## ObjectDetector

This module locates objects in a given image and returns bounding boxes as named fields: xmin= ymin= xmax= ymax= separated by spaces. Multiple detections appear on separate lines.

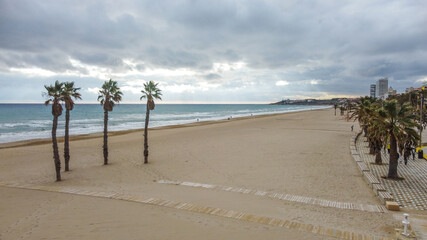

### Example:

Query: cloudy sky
xmin=1 ymin=0 xmax=426 ymax=103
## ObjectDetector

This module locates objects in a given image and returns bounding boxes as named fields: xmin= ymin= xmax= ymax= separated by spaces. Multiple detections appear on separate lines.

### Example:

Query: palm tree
xmin=43 ymin=80 xmax=64 ymax=181
xmin=140 ymin=81 xmax=162 ymax=164
xmin=350 ymin=98 xmax=375 ymax=136
xmin=366 ymin=108 xmax=387 ymax=164
xmin=97 ymin=79 xmax=123 ymax=165
xmin=339 ymin=105 xmax=345 ymax=116
xmin=376 ymin=100 xmax=420 ymax=179
xmin=62 ymin=82 xmax=82 ymax=171
xmin=350 ymin=98 xmax=380 ymax=155
xmin=345 ymin=101 xmax=356 ymax=121
xmin=333 ymin=103 xmax=338 ymax=116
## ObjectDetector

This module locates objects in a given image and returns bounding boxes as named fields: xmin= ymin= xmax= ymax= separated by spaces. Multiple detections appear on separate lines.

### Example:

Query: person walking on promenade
xmin=404 ymin=147 xmax=410 ymax=165
xmin=412 ymin=147 xmax=416 ymax=160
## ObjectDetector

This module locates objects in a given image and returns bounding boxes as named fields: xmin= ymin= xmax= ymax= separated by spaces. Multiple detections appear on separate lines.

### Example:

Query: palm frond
xmin=97 ymin=79 xmax=123 ymax=111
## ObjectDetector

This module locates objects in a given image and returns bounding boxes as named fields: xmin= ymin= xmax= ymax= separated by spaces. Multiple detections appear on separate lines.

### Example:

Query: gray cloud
xmin=1 ymin=0 xmax=427 ymax=102
xmin=203 ymin=73 xmax=222 ymax=80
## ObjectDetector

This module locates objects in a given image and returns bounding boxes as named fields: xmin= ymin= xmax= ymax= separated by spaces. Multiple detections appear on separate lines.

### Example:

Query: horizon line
xmin=0 ymin=101 xmax=272 ymax=105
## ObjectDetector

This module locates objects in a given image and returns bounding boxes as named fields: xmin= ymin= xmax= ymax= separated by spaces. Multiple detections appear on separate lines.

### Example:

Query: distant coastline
xmin=270 ymin=98 xmax=343 ymax=105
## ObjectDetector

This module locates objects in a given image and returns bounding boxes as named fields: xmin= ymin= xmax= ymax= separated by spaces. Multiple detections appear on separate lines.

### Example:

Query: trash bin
xmin=418 ymin=150 xmax=424 ymax=159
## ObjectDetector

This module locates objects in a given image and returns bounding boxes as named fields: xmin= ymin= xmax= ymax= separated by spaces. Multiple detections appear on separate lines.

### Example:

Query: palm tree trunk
xmin=64 ymin=109 xmax=70 ymax=171
xmin=144 ymin=105 xmax=150 ymax=164
xmin=388 ymin=134 xmax=399 ymax=178
xmin=375 ymin=143 xmax=382 ymax=164
xmin=52 ymin=115 xmax=61 ymax=181
xmin=369 ymin=138 xmax=375 ymax=154
xmin=103 ymin=110 xmax=109 ymax=165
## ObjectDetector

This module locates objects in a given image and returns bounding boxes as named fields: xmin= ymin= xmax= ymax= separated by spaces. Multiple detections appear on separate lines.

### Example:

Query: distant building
xmin=406 ymin=87 xmax=415 ymax=93
xmin=370 ymin=84 xmax=376 ymax=98
xmin=376 ymin=77 xmax=388 ymax=99
xmin=387 ymin=86 xmax=397 ymax=96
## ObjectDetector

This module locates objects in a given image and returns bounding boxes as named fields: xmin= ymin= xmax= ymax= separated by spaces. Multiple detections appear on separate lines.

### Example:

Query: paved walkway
xmin=356 ymin=135 xmax=427 ymax=211
xmin=0 ymin=181 xmax=394 ymax=240
xmin=157 ymin=180 xmax=388 ymax=213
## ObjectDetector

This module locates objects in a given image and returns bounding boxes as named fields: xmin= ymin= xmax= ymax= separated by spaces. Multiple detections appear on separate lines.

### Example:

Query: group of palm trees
xmin=43 ymin=81 xmax=81 ymax=181
xmin=348 ymin=92 xmax=423 ymax=179
xmin=43 ymin=79 xmax=162 ymax=181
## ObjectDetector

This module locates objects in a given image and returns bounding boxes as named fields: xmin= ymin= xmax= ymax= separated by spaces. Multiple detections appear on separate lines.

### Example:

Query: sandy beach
xmin=0 ymin=108 xmax=400 ymax=239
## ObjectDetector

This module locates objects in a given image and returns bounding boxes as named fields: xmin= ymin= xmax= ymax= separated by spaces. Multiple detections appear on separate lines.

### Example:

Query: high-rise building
xmin=376 ymin=77 xmax=388 ymax=99
xmin=370 ymin=84 xmax=376 ymax=98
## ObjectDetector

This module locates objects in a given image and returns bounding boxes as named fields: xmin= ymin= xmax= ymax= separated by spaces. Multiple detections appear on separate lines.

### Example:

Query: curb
xmin=350 ymin=132 xmax=398 ymax=208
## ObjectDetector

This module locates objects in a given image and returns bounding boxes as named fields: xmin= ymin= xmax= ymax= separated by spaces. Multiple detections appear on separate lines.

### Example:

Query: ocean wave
xmin=0 ymin=120 xmax=50 ymax=129
xmin=0 ymin=130 xmax=51 ymax=143
xmin=0 ymin=104 xmax=330 ymax=143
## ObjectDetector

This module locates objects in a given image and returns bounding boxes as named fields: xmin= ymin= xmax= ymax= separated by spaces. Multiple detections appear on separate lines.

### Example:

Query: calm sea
xmin=0 ymin=104 xmax=329 ymax=143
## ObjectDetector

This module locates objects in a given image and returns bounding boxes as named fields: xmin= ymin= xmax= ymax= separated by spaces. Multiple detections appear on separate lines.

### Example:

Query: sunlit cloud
xmin=141 ymin=68 xmax=196 ymax=77
xmin=163 ymin=84 xmax=197 ymax=93
xmin=310 ymin=79 xmax=320 ymax=85
xmin=87 ymin=87 xmax=101 ymax=94
xmin=276 ymin=81 xmax=289 ymax=86
xmin=415 ymin=77 xmax=427 ymax=84
xmin=10 ymin=67 xmax=57 ymax=77
xmin=213 ymin=62 xmax=246 ymax=73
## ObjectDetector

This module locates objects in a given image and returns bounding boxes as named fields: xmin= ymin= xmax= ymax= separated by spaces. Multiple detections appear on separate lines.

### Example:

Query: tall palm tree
xmin=62 ymin=82 xmax=82 ymax=171
xmin=376 ymin=100 xmax=420 ymax=178
xmin=345 ymin=101 xmax=355 ymax=121
xmin=140 ymin=81 xmax=162 ymax=164
xmin=350 ymin=98 xmax=379 ymax=155
xmin=339 ymin=105 xmax=345 ymax=116
xmin=43 ymin=80 xmax=64 ymax=181
xmin=350 ymin=98 xmax=375 ymax=136
xmin=97 ymin=79 xmax=123 ymax=165
xmin=366 ymin=107 xmax=386 ymax=164
xmin=408 ymin=91 xmax=417 ymax=108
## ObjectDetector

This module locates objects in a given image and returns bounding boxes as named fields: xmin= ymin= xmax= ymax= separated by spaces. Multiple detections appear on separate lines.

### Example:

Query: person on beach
xmin=387 ymin=144 xmax=390 ymax=154
xmin=351 ymin=125 xmax=354 ymax=131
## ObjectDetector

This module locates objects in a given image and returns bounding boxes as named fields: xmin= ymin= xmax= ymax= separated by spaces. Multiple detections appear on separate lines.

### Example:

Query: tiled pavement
xmin=157 ymin=180 xmax=388 ymax=213
xmin=356 ymin=135 xmax=427 ymax=211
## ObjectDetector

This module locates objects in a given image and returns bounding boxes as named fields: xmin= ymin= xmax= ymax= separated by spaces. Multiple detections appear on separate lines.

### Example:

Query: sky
xmin=0 ymin=0 xmax=427 ymax=104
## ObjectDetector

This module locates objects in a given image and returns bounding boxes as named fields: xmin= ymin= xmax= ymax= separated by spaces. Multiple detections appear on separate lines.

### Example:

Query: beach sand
xmin=0 ymin=108 xmax=399 ymax=239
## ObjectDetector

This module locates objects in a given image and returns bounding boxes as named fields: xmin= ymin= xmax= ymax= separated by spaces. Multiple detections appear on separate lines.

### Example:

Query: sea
xmin=0 ymin=104 xmax=330 ymax=144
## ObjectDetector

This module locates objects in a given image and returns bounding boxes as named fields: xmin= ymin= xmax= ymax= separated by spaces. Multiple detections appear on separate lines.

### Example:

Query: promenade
xmin=355 ymin=135 xmax=427 ymax=211
xmin=355 ymin=132 xmax=427 ymax=239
